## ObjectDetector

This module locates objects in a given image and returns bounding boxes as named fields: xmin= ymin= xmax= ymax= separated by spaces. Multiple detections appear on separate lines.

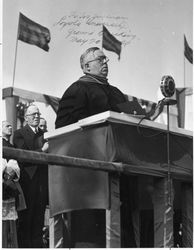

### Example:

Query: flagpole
xmin=183 ymin=35 xmax=185 ymax=87
xmin=12 ymin=13 xmax=20 ymax=87
xmin=102 ymin=25 xmax=103 ymax=50
xmin=184 ymin=56 xmax=185 ymax=87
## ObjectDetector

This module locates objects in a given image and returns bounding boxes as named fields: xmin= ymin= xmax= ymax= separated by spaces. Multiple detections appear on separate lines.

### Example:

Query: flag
xmin=176 ymin=88 xmax=186 ymax=128
xmin=184 ymin=35 xmax=193 ymax=64
xmin=18 ymin=13 xmax=51 ymax=52
xmin=102 ymin=25 xmax=122 ymax=59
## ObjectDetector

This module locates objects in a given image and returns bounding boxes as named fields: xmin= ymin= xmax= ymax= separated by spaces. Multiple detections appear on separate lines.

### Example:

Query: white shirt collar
xmin=29 ymin=125 xmax=38 ymax=133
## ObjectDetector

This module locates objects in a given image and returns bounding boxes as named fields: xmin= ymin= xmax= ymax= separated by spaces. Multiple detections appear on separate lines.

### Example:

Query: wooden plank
xmin=106 ymin=173 xmax=121 ymax=247
xmin=44 ymin=111 xmax=192 ymax=140
xmin=3 ymin=147 xmax=193 ymax=181
xmin=77 ymin=111 xmax=193 ymax=138
xmin=3 ymin=87 xmax=60 ymax=104
xmin=2 ymin=87 xmax=13 ymax=98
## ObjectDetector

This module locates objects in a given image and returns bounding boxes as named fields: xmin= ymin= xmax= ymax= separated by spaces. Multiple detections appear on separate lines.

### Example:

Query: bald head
xmin=80 ymin=47 xmax=100 ymax=69
xmin=80 ymin=47 xmax=109 ymax=78
xmin=2 ymin=121 xmax=12 ymax=139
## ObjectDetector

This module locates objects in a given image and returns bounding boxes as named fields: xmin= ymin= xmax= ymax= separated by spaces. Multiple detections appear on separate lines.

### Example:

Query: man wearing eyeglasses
xmin=55 ymin=47 xmax=127 ymax=128
xmin=13 ymin=104 xmax=49 ymax=248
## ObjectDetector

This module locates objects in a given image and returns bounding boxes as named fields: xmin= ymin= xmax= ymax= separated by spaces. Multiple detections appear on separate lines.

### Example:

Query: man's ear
xmin=84 ymin=63 xmax=90 ymax=73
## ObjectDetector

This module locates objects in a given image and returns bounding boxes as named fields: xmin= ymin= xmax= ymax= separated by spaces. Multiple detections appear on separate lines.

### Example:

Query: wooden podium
xmin=45 ymin=111 xmax=193 ymax=248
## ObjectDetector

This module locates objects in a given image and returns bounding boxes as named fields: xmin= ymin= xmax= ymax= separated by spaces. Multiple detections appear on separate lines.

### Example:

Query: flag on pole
xmin=18 ymin=13 xmax=51 ymax=52
xmin=102 ymin=25 xmax=122 ymax=59
xmin=184 ymin=35 xmax=193 ymax=64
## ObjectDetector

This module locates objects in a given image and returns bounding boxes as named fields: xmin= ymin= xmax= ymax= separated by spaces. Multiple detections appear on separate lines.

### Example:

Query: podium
xmin=45 ymin=111 xmax=193 ymax=248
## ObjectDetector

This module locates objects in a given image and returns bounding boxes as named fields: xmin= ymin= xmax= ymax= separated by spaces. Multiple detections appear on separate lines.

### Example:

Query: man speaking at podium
xmin=56 ymin=47 xmax=164 ymax=128
xmin=55 ymin=47 xmax=164 ymax=247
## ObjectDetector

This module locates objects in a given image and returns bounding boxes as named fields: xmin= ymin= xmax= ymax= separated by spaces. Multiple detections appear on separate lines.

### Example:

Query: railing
xmin=3 ymin=146 xmax=193 ymax=248
xmin=3 ymin=146 xmax=192 ymax=181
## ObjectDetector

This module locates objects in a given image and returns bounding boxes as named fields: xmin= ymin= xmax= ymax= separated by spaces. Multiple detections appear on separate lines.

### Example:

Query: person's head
xmin=24 ymin=105 xmax=41 ymax=127
xmin=2 ymin=121 xmax=12 ymax=139
xmin=80 ymin=47 xmax=109 ymax=78
xmin=39 ymin=118 xmax=48 ymax=133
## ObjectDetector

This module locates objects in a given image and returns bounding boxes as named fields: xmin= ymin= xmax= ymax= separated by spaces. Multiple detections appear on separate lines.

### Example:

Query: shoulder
xmin=108 ymin=84 xmax=123 ymax=92
xmin=108 ymin=84 xmax=126 ymax=96
xmin=2 ymin=139 xmax=13 ymax=147
xmin=67 ymin=80 xmax=89 ymax=91
xmin=60 ymin=80 xmax=89 ymax=99
xmin=14 ymin=125 xmax=29 ymax=138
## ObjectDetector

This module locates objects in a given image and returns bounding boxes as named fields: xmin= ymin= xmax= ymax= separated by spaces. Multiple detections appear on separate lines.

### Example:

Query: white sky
xmin=3 ymin=0 xmax=193 ymax=101
xmin=2 ymin=0 xmax=193 ymax=131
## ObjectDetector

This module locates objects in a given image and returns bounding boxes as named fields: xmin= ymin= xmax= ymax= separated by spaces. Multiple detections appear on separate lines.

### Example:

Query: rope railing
xmin=3 ymin=146 xmax=192 ymax=181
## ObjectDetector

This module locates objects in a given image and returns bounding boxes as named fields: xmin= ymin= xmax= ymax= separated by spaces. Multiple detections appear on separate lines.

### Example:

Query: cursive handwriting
xmin=54 ymin=12 xmax=137 ymax=47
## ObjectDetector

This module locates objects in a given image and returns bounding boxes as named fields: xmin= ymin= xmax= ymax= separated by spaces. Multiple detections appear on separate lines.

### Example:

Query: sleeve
xmin=6 ymin=159 xmax=20 ymax=181
xmin=2 ymin=158 xmax=7 ymax=173
xmin=55 ymin=82 xmax=88 ymax=128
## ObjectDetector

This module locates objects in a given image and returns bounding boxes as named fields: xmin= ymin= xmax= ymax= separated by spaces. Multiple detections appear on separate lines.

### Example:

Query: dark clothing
xmin=55 ymin=74 xmax=127 ymax=128
xmin=2 ymin=138 xmax=26 ymax=210
xmin=3 ymin=139 xmax=18 ymax=200
xmin=13 ymin=124 xmax=48 ymax=248
xmin=2 ymin=138 xmax=26 ymax=248
xmin=3 ymin=138 xmax=14 ymax=148
xmin=55 ymin=75 xmax=135 ymax=247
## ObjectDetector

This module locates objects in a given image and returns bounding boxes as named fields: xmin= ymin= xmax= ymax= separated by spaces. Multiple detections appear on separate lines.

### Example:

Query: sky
xmin=2 ymin=0 xmax=193 ymax=130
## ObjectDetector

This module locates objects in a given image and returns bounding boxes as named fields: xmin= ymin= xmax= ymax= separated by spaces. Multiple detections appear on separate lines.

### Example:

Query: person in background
xmin=39 ymin=117 xmax=49 ymax=247
xmin=39 ymin=117 xmax=48 ymax=133
xmin=2 ymin=121 xmax=26 ymax=248
xmin=13 ymin=104 xmax=49 ymax=248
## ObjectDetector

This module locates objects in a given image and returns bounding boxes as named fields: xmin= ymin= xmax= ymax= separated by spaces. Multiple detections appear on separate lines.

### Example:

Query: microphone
xmin=160 ymin=75 xmax=175 ymax=97
xmin=160 ymin=75 xmax=177 ymax=105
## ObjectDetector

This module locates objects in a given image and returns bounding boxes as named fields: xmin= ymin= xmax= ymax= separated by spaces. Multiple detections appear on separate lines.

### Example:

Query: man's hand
xmin=42 ymin=142 xmax=49 ymax=153
xmin=150 ymin=98 xmax=166 ymax=121
xmin=6 ymin=159 xmax=20 ymax=181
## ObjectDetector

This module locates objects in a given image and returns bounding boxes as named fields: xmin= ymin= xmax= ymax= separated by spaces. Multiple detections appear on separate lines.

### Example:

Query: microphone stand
xmin=163 ymin=98 xmax=177 ymax=206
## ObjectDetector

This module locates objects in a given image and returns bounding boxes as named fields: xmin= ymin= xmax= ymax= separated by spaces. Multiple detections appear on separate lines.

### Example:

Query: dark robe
xmin=55 ymin=74 xmax=127 ymax=128
xmin=55 ymin=74 xmax=141 ymax=247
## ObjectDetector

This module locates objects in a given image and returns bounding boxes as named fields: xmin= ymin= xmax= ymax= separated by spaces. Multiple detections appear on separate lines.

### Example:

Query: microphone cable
xmin=136 ymin=115 xmax=164 ymax=138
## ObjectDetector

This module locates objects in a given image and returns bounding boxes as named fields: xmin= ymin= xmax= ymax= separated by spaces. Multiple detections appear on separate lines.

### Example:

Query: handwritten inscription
xmin=54 ymin=12 xmax=136 ymax=47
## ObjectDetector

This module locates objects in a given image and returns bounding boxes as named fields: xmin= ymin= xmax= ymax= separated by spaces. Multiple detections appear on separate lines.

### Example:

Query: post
xmin=106 ymin=173 xmax=121 ymax=247
xmin=49 ymin=213 xmax=70 ymax=248
xmin=152 ymin=177 xmax=174 ymax=247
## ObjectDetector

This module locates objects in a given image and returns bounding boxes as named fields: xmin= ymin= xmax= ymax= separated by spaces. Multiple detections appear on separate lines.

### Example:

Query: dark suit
xmin=13 ymin=124 xmax=48 ymax=248
xmin=3 ymin=138 xmax=14 ymax=148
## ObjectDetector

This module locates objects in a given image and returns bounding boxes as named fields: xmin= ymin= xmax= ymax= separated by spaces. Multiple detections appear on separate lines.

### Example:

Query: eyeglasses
xmin=26 ymin=112 xmax=41 ymax=117
xmin=86 ymin=56 xmax=109 ymax=65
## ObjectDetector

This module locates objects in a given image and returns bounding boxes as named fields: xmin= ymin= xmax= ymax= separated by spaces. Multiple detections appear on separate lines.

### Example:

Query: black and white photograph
xmin=2 ymin=0 xmax=193 ymax=248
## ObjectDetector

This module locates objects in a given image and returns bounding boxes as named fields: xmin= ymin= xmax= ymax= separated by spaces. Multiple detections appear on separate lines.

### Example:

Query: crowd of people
xmin=2 ymin=47 xmax=165 ymax=248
